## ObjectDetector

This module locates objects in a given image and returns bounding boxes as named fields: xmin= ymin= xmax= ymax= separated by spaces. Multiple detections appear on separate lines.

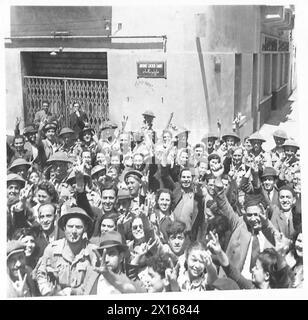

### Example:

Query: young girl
xmin=177 ymin=241 xmax=217 ymax=291
xmin=12 ymin=227 xmax=40 ymax=270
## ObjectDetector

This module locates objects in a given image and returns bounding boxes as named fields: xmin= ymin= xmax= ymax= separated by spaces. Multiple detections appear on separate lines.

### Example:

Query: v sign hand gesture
xmin=13 ymin=270 xmax=28 ymax=297
xmin=165 ymin=257 xmax=180 ymax=291
xmin=206 ymin=231 xmax=229 ymax=267
xmin=206 ymin=231 xmax=222 ymax=256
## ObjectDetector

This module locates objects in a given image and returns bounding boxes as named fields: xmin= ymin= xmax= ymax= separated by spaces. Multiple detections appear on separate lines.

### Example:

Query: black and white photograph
xmin=3 ymin=1 xmax=306 ymax=300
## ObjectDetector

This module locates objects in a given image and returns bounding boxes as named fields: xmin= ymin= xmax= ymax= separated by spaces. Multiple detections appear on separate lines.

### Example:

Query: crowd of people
xmin=6 ymin=100 xmax=303 ymax=297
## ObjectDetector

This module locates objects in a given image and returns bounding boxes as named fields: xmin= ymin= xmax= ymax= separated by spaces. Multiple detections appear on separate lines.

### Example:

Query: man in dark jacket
xmin=161 ymin=164 xmax=205 ymax=242
xmin=69 ymin=101 xmax=88 ymax=137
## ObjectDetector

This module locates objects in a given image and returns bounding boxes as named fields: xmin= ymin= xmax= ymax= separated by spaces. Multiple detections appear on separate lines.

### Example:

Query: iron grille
xmin=23 ymin=76 xmax=109 ymax=131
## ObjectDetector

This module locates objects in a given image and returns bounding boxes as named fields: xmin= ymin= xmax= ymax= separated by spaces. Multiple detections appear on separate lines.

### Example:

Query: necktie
xmin=250 ymin=234 xmax=260 ymax=271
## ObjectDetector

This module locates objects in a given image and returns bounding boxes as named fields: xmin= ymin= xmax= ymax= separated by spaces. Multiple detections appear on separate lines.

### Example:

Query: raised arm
xmin=212 ymin=177 xmax=240 ymax=233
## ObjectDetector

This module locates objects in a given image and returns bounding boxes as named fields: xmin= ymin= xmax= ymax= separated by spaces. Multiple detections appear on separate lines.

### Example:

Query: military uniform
xmin=35 ymin=238 xmax=97 ymax=296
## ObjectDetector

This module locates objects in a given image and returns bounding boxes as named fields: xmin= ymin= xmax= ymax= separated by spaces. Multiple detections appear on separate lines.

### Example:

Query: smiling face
xmin=101 ymin=189 xmax=116 ymax=212
xmin=126 ymin=176 xmax=141 ymax=197
xmin=45 ymin=128 xmax=56 ymax=142
xmin=244 ymin=205 xmax=262 ymax=231
xmin=187 ymin=248 xmax=206 ymax=280
xmin=20 ymin=235 xmax=36 ymax=257
xmin=168 ymin=233 xmax=185 ymax=255
xmin=83 ymin=131 xmax=92 ymax=143
xmin=180 ymin=170 xmax=192 ymax=190
xmin=64 ymin=217 xmax=85 ymax=244
xmin=279 ymin=189 xmax=295 ymax=212
xmin=262 ymin=176 xmax=275 ymax=192
xmin=82 ymin=151 xmax=92 ymax=164
xmin=132 ymin=217 xmax=145 ymax=241
xmin=284 ymin=146 xmax=298 ymax=158
xmin=96 ymin=153 xmax=108 ymax=167
xmin=36 ymin=189 xmax=52 ymax=205
xmin=225 ymin=137 xmax=235 ymax=148
xmin=133 ymin=154 xmax=144 ymax=170
xmin=38 ymin=204 xmax=56 ymax=232
xmin=14 ymin=137 xmax=24 ymax=152
xmin=157 ymin=192 xmax=171 ymax=214
xmin=232 ymin=148 xmax=243 ymax=165
xmin=7 ymin=182 xmax=21 ymax=202
xmin=100 ymin=218 xmax=116 ymax=235
xmin=42 ymin=102 xmax=49 ymax=112
xmin=206 ymin=178 xmax=215 ymax=196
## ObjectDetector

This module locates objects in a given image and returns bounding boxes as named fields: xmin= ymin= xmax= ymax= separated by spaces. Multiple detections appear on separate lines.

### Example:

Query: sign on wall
xmin=137 ymin=61 xmax=167 ymax=79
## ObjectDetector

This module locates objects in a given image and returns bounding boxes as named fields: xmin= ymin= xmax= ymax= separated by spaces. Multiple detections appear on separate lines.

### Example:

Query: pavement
xmin=258 ymin=90 xmax=300 ymax=152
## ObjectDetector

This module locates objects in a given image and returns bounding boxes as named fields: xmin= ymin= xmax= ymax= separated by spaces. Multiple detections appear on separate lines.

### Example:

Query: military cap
xmin=248 ymin=132 xmax=266 ymax=143
xmin=58 ymin=207 xmax=93 ymax=231
xmin=8 ymin=159 xmax=31 ymax=172
xmin=142 ymin=110 xmax=155 ymax=118
xmin=273 ymin=130 xmax=288 ymax=140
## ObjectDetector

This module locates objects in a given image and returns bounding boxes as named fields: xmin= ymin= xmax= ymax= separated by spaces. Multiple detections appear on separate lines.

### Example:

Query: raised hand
xmin=206 ymin=231 xmax=222 ymax=255
xmin=13 ymin=270 xmax=28 ymax=297
xmin=274 ymin=232 xmax=292 ymax=257
xmin=117 ymin=213 xmax=132 ymax=226
xmin=165 ymin=257 xmax=178 ymax=286
xmin=39 ymin=118 xmax=48 ymax=131
xmin=15 ymin=117 xmax=22 ymax=128
xmin=93 ymin=248 xmax=109 ymax=274
xmin=250 ymin=157 xmax=259 ymax=173
xmin=211 ymin=163 xmax=224 ymax=178
xmin=229 ymin=163 xmax=235 ymax=178
xmin=19 ymin=183 xmax=34 ymax=202
xmin=121 ymin=116 xmax=128 ymax=132
xmin=258 ymin=203 xmax=269 ymax=225
xmin=74 ymin=165 xmax=85 ymax=193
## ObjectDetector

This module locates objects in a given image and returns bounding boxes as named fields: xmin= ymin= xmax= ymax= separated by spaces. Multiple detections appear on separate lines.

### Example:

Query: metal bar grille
xmin=23 ymin=76 xmax=109 ymax=131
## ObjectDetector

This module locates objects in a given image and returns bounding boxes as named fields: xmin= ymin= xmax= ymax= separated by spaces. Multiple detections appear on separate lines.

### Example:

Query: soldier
xmin=57 ymin=127 xmax=76 ymax=156
xmin=35 ymin=207 xmax=97 ymax=296
xmin=37 ymin=120 xmax=60 ymax=165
